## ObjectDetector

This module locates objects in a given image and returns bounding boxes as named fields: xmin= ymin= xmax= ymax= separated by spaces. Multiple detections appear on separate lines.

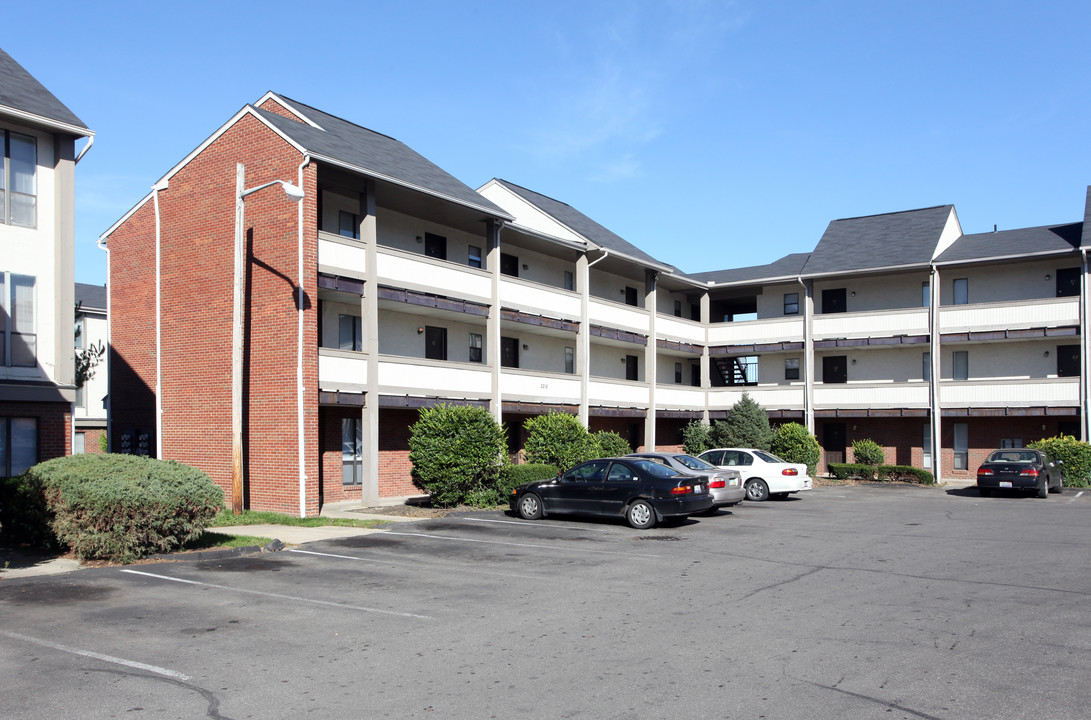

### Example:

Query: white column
xmin=361 ymin=180 xmax=380 ymax=505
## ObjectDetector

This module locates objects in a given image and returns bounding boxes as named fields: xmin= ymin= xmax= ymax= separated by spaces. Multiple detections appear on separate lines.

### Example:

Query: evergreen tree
xmin=711 ymin=393 xmax=773 ymax=450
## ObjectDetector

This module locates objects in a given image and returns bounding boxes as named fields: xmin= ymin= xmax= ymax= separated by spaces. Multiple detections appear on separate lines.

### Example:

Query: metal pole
xmin=232 ymin=163 xmax=245 ymax=514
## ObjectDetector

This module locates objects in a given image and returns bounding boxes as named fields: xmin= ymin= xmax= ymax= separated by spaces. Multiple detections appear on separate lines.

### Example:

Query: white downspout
xmin=297 ymin=155 xmax=310 ymax=518
xmin=75 ymin=134 xmax=94 ymax=164
xmin=152 ymin=183 xmax=165 ymax=458
xmin=587 ymin=249 xmax=609 ymax=268
xmin=1082 ymin=249 xmax=1089 ymax=442
xmin=96 ymin=236 xmax=111 ymax=452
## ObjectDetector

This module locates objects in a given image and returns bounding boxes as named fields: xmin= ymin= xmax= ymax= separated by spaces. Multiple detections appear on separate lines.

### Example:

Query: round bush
xmin=851 ymin=438 xmax=884 ymax=466
xmin=682 ymin=420 xmax=712 ymax=456
xmin=593 ymin=431 xmax=631 ymax=458
xmin=523 ymin=413 xmax=594 ymax=471
xmin=771 ymin=422 xmax=820 ymax=477
xmin=408 ymin=404 xmax=507 ymax=507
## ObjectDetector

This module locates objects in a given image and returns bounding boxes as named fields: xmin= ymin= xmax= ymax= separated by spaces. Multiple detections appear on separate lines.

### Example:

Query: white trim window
xmin=1 ymin=130 xmax=37 ymax=227
xmin=1 ymin=273 xmax=36 ymax=367
xmin=1 ymin=417 xmax=38 ymax=477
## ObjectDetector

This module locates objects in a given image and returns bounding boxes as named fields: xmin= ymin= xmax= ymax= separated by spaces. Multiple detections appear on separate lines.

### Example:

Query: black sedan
xmin=976 ymin=449 xmax=1062 ymax=498
xmin=509 ymin=457 xmax=714 ymax=529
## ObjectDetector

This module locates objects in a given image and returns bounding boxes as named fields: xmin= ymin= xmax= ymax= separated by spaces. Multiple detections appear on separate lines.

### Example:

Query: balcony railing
xmin=655 ymin=385 xmax=706 ymax=410
xmin=500 ymin=277 xmax=581 ymax=320
xmin=318 ymin=231 xmax=367 ymax=277
xmin=376 ymin=246 xmax=492 ymax=304
xmin=589 ymin=298 xmax=650 ymax=335
xmin=318 ymin=348 xmax=367 ymax=391
xmin=814 ymin=381 xmax=930 ymax=409
xmin=708 ymin=384 xmax=804 ymax=411
xmin=939 ymin=377 xmax=1079 ymax=407
xmin=378 ymin=355 xmax=493 ymax=398
xmin=588 ymin=377 xmax=650 ymax=407
xmin=656 ymin=314 xmax=706 ymax=344
xmin=814 ymin=307 xmax=928 ymax=340
xmin=501 ymin=368 xmax=581 ymax=404
xmin=707 ymin=316 xmax=804 ymax=346
xmin=939 ymin=297 xmax=1079 ymax=334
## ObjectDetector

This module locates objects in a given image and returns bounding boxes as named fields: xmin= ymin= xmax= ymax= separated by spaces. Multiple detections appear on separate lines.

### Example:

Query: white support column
xmin=577 ymin=254 xmax=591 ymax=428
xmin=801 ymin=279 xmax=815 ymax=435
xmin=361 ymin=180 xmax=380 ymax=505
xmin=1081 ymin=250 xmax=1089 ymax=442
xmin=700 ymin=290 xmax=710 ymax=425
xmin=929 ymin=265 xmax=943 ymax=484
xmin=487 ymin=221 xmax=503 ymax=424
xmin=644 ymin=269 xmax=658 ymax=451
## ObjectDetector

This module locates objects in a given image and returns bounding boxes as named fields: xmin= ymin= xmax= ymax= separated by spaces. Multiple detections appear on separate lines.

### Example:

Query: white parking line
xmin=1069 ymin=491 xmax=1085 ymax=504
xmin=120 ymin=569 xmax=432 ymax=619
xmin=461 ymin=517 xmax=615 ymax=532
xmin=382 ymin=531 xmax=661 ymax=558
xmin=0 ymin=630 xmax=191 ymax=680
xmin=285 ymin=549 xmax=544 ymax=580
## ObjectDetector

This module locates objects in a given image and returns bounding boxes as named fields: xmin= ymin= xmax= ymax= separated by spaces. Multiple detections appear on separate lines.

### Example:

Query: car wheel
xmin=627 ymin=500 xmax=656 ymax=529
xmin=518 ymin=493 xmax=543 ymax=520
xmin=1050 ymin=475 xmax=1063 ymax=494
xmin=745 ymin=478 xmax=770 ymax=502
xmin=1037 ymin=480 xmax=1049 ymax=499
xmin=978 ymin=487 xmax=991 ymax=497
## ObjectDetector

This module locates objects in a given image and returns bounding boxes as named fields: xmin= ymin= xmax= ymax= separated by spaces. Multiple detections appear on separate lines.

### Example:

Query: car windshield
xmin=986 ymin=450 xmax=1038 ymax=464
xmin=628 ymin=459 xmax=679 ymax=478
xmin=673 ymin=454 xmax=716 ymax=470
xmin=753 ymin=450 xmax=786 ymax=464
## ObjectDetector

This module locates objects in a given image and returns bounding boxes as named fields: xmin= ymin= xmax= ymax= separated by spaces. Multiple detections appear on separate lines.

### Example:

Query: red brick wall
xmin=589 ymin=416 xmax=646 ymax=452
xmin=1 ymin=402 xmax=70 ymax=467
xmin=379 ymin=408 xmax=419 ymax=498
xmin=76 ymin=428 xmax=106 ymax=454
xmin=319 ymin=406 xmax=362 ymax=504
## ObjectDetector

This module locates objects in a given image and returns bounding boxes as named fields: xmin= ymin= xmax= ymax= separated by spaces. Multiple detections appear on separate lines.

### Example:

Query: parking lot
xmin=2 ymin=485 xmax=1089 ymax=719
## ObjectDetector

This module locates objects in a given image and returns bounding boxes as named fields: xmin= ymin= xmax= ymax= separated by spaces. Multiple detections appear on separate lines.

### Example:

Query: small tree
xmin=524 ymin=413 xmax=595 ymax=471
xmin=593 ymin=431 xmax=631 ymax=458
xmin=408 ymin=404 xmax=507 ymax=507
xmin=712 ymin=393 xmax=773 ymax=450
xmin=682 ymin=420 xmax=713 ymax=455
xmin=1028 ymin=435 xmax=1091 ymax=488
xmin=851 ymin=438 xmax=884 ymax=466
xmin=74 ymin=302 xmax=105 ymax=390
xmin=771 ymin=422 xmax=820 ymax=477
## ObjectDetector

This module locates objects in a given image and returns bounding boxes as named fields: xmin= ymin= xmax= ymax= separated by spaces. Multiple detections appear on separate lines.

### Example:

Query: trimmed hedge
xmin=1028 ymin=435 xmax=1091 ymax=488
xmin=409 ymin=404 xmax=507 ymax=507
xmin=771 ymin=422 xmax=821 ymax=478
xmin=6 ymin=454 xmax=224 ymax=563
xmin=851 ymin=438 xmax=884 ymax=465
xmin=499 ymin=463 xmax=559 ymax=498
xmin=593 ymin=431 xmax=631 ymax=458
xmin=524 ymin=413 xmax=595 ymax=471
xmin=827 ymin=462 xmax=934 ymax=485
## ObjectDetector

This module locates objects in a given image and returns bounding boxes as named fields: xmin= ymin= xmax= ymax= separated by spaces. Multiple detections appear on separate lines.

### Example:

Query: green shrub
xmin=711 ymin=393 xmax=773 ymax=450
xmin=682 ymin=420 xmax=712 ymax=455
xmin=771 ymin=422 xmax=821 ymax=477
xmin=827 ymin=463 xmax=876 ymax=480
xmin=878 ymin=465 xmax=935 ymax=485
xmin=409 ymin=404 xmax=507 ymax=507
xmin=592 ymin=431 xmax=631 ymax=458
xmin=13 ymin=454 xmax=224 ymax=563
xmin=0 ymin=473 xmax=59 ymax=548
xmin=524 ymin=413 xmax=594 ymax=471
xmin=499 ymin=463 xmax=558 ymax=498
xmin=851 ymin=438 xmax=884 ymax=466
xmin=1028 ymin=435 xmax=1091 ymax=487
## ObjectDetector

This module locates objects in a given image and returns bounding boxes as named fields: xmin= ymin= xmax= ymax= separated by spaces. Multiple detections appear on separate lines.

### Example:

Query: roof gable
xmin=0 ymin=48 xmax=88 ymax=133
xmin=934 ymin=222 xmax=1082 ymax=264
xmin=803 ymin=205 xmax=955 ymax=276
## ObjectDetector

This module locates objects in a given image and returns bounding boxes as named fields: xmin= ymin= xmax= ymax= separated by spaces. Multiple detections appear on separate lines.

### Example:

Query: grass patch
xmin=184 ymin=531 xmax=273 ymax=551
xmin=207 ymin=509 xmax=389 ymax=530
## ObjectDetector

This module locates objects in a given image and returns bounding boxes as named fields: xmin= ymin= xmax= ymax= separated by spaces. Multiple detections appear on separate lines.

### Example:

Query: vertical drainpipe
xmin=929 ymin=264 xmax=942 ymax=484
xmin=1082 ymin=249 xmax=1089 ymax=441
xmin=297 ymin=156 xmax=310 ymax=517
xmin=96 ymin=236 xmax=111 ymax=451
xmin=152 ymin=183 xmax=164 ymax=458
xmin=799 ymin=277 xmax=815 ymax=435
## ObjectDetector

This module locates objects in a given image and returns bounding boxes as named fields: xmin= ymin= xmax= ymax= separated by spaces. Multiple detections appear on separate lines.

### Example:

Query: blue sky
xmin=7 ymin=1 xmax=1091 ymax=287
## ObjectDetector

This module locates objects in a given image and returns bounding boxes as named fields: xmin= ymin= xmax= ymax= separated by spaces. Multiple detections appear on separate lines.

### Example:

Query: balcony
xmin=589 ymin=297 xmax=650 ymax=335
xmin=813 ymin=381 xmax=930 ymax=409
xmin=656 ymin=314 xmax=706 ymax=344
xmin=813 ymin=307 xmax=928 ymax=341
xmin=588 ymin=377 xmax=650 ymax=408
xmin=500 ymin=368 xmax=581 ymax=404
xmin=318 ymin=348 xmax=367 ymax=392
xmin=939 ymin=297 xmax=1079 ymax=335
xmin=378 ymin=356 xmax=493 ymax=399
xmin=500 ymin=276 xmax=581 ymax=320
xmin=939 ymin=377 xmax=1079 ymax=408
xmin=707 ymin=316 xmax=804 ymax=347
xmin=655 ymin=385 xmax=706 ymax=410
xmin=708 ymin=384 xmax=804 ymax=411
xmin=376 ymin=246 xmax=491 ymax=303
xmin=318 ymin=231 xmax=367 ymax=278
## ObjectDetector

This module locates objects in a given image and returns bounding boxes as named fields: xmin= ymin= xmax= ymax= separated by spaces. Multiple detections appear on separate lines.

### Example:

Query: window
xmin=338 ymin=210 xmax=359 ymax=239
xmin=624 ymin=286 xmax=638 ymax=307
xmin=1 ymin=417 xmax=37 ymax=477
xmin=1000 ymin=438 xmax=1023 ymax=449
xmin=468 ymin=245 xmax=482 ymax=269
xmin=691 ymin=363 xmax=700 ymax=387
xmin=625 ymin=355 xmax=638 ymax=381
xmin=922 ymin=424 xmax=932 ymax=470
xmin=953 ymin=278 xmax=968 ymax=305
xmin=674 ymin=300 xmax=682 ymax=317
xmin=953 ymin=422 xmax=969 ymax=471
xmin=469 ymin=333 xmax=483 ymax=363
xmin=953 ymin=351 xmax=968 ymax=381
xmin=922 ymin=281 xmax=930 ymax=308
xmin=821 ymin=288 xmax=846 ymax=314
xmin=74 ymin=431 xmax=86 ymax=455
xmin=674 ymin=362 xmax=683 ymax=384
xmin=500 ymin=253 xmax=519 ymax=277
xmin=75 ymin=385 xmax=85 ymax=408
xmin=822 ymin=355 xmax=847 ymax=384
xmin=338 ymin=314 xmax=362 ymax=352
xmin=1057 ymin=267 xmax=1080 ymax=297
xmin=563 ymin=271 xmax=575 ymax=291
xmin=784 ymin=293 xmax=799 ymax=315
xmin=785 ymin=358 xmax=800 ymax=380
xmin=1057 ymin=345 xmax=1080 ymax=377
xmin=425 ymin=326 xmax=447 ymax=360
xmin=691 ymin=304 xmax=700 ymax=321
xmin=424 ymin=232 xmax=447 ymax=260
xmin=922 ymin=352 xmax=930 ymax=382
xmin=2 ymin=273 xmax=35 ymax=367
xmin=342 ymin=418 xmax=362 ymax=485
xmin=565 ymin=347 xmax=574 ymax=374
xmin=1 ymin=131 xmax=37 ymax=227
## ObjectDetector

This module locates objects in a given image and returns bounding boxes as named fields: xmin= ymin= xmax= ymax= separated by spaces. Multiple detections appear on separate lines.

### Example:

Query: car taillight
xmin=671 ymin=485 xmax=694 ymax=495
xmin=782 ymin=468 xmax=798 ymax=476
xmin=1019 ymin=468 xmax=1039 ymax=477
xmin=978 ymin=468 xmax=994 ymax=476
xmin=710 ymin=479 xmax=726 ymax=489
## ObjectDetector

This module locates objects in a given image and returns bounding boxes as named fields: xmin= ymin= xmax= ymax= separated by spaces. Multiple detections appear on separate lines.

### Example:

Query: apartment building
xmin=103 ymin=91 xmax=1088 ymax=513
xmin=0 ymin=49 xmax=92 ymax=478
xmin=74 ymin=282 xmax=107 ymax=453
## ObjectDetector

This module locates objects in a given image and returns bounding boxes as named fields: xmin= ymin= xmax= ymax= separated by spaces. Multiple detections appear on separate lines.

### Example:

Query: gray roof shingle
xmin=803 ymin=205 xmax=954 ymax=276
xmin=934 ymin=222 xmax=1082 ymax=264
xmin=688 ymin=253 xmax=811 ymax=285
xmin=75 ymin=282 xmax=107 ymax=311
xmin=1082 ymin=186 xmax=1091 ymax=250
xmin=0 ymin=48 xmax=88 ymax=132
xmin=254 ymin=97 xmax=509 ymax=218
xmin=490 ymin=179 xmax=672 ymax=270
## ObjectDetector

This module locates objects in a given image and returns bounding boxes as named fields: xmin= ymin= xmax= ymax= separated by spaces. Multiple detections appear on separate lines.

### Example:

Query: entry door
xmin=425 ymin=326 xmax=447 ymax=360
xmin=823 ymin=355 xmax=847 ymax=384
xmin=822 ymin=288 xmax=846 ymax=314
xmin=500 ymin=253 xmax=519 ymax=277
xmin=424 ymin=232 xmax=447 ymax=260
xmin=824 ymin=422 xmax=847 ymax=466
xmin=625 ymin=355 xmax=638 ymax=381
xmin=501 ymin=336 xmax=519 ymax=368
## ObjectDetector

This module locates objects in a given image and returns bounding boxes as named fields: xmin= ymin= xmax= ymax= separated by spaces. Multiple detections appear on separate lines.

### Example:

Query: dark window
xmin=564 ymin=271 xmax=575 ymax=291
xmin=1057 ymin=267 xmax=1080 ymax=298
xmin=501 ymin=337 xmax=519 ymax=368
xmin=425 ymin=326 xmax=447 ymax=361
xmin=565 ymin=347 xmax=574 ymax=374
xmin=4 ymin=274 xmax=35 ymax=367
xmin=424 ymin=232 xmax=447 ymax=260
xmin=785 ymin=358 xmax=800 ymax=380
xmin=338 ymin=314 xmax=362 ymax=352
xmin=691 ymin=304 xmax=700 ymax=321
xmin=500 ymin=253 xmax=519 ymax=277
xmin=1058 ymin=345 xmax=1080 ymax=377
xmin=823 ymin=355 xmax=847 ymax=384
xmin=0 ymin=417 xmax=37 ymax=478
xmin=673 ymin=300 xmax=682 ymax=317
xmin=953 ymin=351 xmax=968 ymax=381
xmin=342 ymin=418 xmax=362 ymax=485
xmin=953 ymin=278 xmax=968 ymax=305
xmin=1 ymin=131 xmax=37 ymax=227
xmin=338 ymin=210 xmax=359 ymax=239
xmin=691 ymin=363 xmax=700 ymax=387
xmin=469 ymin=333 xmax=483 ymax=363
xmin=624 ymin=286 xmax=638 ymax=307
xmin=674 ymin=362 xmax=682 ymax=384
xmin=468 ymin=245 xmax=482 ymax=269
xmin=821 ymin=288 xmax=846 ymax=314
xmin=922 ymin=281 xmax=930 ymax=307
xmin=784 ymin=293 xmax=799 ymax=315
xmin=625 ymin=355 xmax=638 ymax=381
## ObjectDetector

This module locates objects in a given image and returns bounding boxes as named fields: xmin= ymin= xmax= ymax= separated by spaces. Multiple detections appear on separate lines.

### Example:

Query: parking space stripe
xmin=460 ymin=517 xmax=616 ymax=532
xmin=286 ymin=549 xmax=546 ymax=580
xmin=1 ymin=630 xmax=191 ymax=681
xmin=382 ymin=530 xmax=661 ymax=557
xmin=119 ymin=569 xmax=432 ymax=619
xmin=1069 ymin=491 xmax=1085 ymax=503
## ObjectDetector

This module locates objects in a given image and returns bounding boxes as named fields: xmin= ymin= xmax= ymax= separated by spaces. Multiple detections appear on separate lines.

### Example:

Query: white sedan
xmin=696 ymin=448 xmax=813 ymax=502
